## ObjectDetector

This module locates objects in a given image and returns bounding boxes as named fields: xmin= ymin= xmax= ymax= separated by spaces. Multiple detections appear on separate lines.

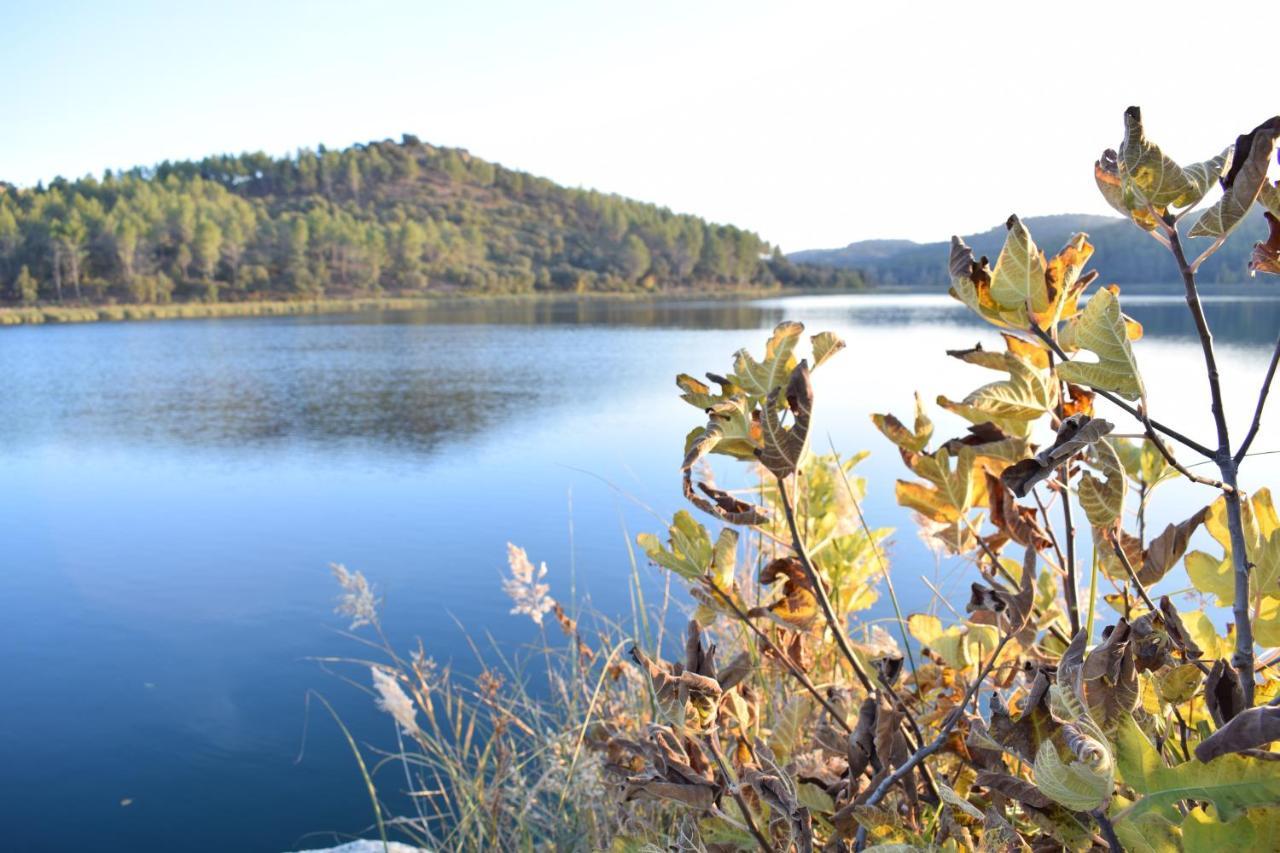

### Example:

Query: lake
xmin=2 ymin=291 xmax=1279 ymax=851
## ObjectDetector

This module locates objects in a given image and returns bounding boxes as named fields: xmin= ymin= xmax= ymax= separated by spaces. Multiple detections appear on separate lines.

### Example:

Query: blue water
xmin=1 ymin=293 xmax=1278 ymax=851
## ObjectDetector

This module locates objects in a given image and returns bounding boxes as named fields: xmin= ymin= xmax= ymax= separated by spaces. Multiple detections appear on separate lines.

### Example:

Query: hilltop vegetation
xmin=0 ymin=135 xmax=863 ymax=306
xmin=794 ymin=209 xmax=1272 ymax=286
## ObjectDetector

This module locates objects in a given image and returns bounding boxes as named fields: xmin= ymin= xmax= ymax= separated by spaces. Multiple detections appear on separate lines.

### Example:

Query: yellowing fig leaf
xmin=1117 ymin=714 xmax=1280 ymax=822
xmin=810 ymin=330 xmax=845 ymax=369
xmin=1056 ymin=287 xmax=1145 ymax=401
xmin=1186 ymin=490 xmax=1278 ymax=607
xmin=949 ymin=235 xmax=1023 ymax=330
xmin=1097 ymin=148 xmax=1163 ymax=232
xmin=1191 ymin=116 xmax=1280 ymax=239
xmin=907 ymin=613 xmax=942 ymax=646
xmin=937 ymin=336 xmax=1057 ymax=438
xmin=989 ymin=215 xmax=1050 ymax=323
xmin=871 ymin=392 xmax=932 ymax=454
xmin=1042 ymin=234 xmax=1097 ymax=327
xmin=1078 ymin=438 xmax=1126 ymax=529
xmin=1177 ymin=148 xmax=1233 ymax=209
xmin=1114 ymin=812 xmax=1182 ymax=853
xmin=730 ymin=321 xmax=802 ymax=398
xmin=1119 ymin=106 xmax=1202 ymax=210
xmin=1156 ymin=663 xmax=1203 ymax=705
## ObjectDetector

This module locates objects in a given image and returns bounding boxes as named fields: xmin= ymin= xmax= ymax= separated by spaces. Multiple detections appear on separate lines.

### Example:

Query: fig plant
xmin=620 ymin=107 xmax=1280 ymax=851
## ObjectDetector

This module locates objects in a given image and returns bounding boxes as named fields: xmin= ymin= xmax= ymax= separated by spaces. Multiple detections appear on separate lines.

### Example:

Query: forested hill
xmin=792 ymin=211 xmax=1272 ymax=287
xmin=0 ymin=135 xmax=863 ymax=306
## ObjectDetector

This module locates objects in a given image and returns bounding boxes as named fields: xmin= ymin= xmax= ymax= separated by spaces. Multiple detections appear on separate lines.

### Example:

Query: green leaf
xmin=1057 ymin=287 xmax=1145 ymax=401
xmin=1116 ymin=714 xmax=1280 ymax=823
xmin=636 ymin=511 xmax=713 ymax=580
xmin=1182 ymin=805 xmax=1280 ymax=853
xmin=1191 ymin=117 xmax=1280 ymax=239
xmin=1115 ymin=812 xmax=1182 ymax=853
xmin=937 ymin=335 xmax=1057 ymax=437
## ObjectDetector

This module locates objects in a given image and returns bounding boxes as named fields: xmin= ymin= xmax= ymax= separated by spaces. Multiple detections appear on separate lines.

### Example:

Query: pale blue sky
xmin=3 ymin=0 xmax=1277 ymax=249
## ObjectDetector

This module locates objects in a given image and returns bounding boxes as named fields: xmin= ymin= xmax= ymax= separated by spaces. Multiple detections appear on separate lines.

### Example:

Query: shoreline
xmin=0 ymin=284 xmax=885 ymax=326
xmin=0 ymin=287 xmax=860 ymax=328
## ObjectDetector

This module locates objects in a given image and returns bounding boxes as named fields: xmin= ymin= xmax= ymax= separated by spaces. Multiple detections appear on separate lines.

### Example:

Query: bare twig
xmin=1091 ymin=808 xmax=1123 ymax=852
xmin=1236 ymin=332 xmax=1280 ymax=464
xmin=1139 ymin=410 xmax=1232 ymax=493
xmin=1057 ymin=465 xmax=1081 ymax=637
xmin=705 ymin=731 xmax=776 ymax=853
xmin=775 ymin=474 xmax=875 ymax=694
xmin=1029 ymin=324 xmax=1215 ymax=459
xmin=1167 ymin=227 xmax=1255 ymax=705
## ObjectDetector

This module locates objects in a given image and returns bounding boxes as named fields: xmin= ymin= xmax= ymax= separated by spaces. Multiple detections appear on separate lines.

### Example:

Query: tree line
xmin=0 ymin=135 xmax=864 ymax=305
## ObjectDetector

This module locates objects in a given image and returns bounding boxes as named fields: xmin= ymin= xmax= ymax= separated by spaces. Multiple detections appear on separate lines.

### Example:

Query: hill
xmin=0 ymin=136 xmax=863 ymax=306
xmin=793 ymin=211 xmax=1272 ymax=287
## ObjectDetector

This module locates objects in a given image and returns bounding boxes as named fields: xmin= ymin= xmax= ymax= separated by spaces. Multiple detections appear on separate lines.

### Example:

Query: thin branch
xmin=1168 ymin=230 xmax=1232 ymax=459
xmin=1058 ymin=465 xmax=1081 ymax=637
xmin=1103 ymin=529 xmax=1211 ymax=677
xmin=1029 ymin=324 xmax=1215 ymax=459
xmin=1091 ymin=808 xmax=1123 ymax=852
xmin=1167 ymin=227 xmax=1255 ymax=705
xmin=1139 ymin=409 xmax=1232 ymax=492
xmin=1236 ymin=331 xmax=1280 ymax=464
xmin=705 ymin=731 xmax=776 ymax=853
xmin=775 ymin=474 xmax=875 ymax=694
xmin=828 ymin=437 xmax=919 ymax=681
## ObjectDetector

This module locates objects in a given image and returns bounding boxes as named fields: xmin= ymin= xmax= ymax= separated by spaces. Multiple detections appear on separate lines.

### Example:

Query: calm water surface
xmin=2 ymin=292 xmax=1279 ymax=851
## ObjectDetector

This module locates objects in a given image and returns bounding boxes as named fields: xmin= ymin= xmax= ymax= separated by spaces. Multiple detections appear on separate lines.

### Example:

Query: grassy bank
xmin=0 ymin=285 xmax=849 ymax=328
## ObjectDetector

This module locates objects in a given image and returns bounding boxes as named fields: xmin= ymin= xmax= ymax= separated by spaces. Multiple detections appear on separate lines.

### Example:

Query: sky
xmin=3 ymin=0 xmax=1277 ymax=251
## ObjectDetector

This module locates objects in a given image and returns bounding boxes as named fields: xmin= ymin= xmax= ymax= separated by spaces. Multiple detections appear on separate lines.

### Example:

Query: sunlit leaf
xmin=1117 ymin=714 xmax=1280 ymax=822
xmin=637 ymin=511 xmax=713 ymax=580
xmin=1078 ymin=438 xmax=1126 ymax=529
xmin=988 ymin=215 xmax=1050 ymax=323
xmin=730 ymin=320 xmax=803 ymax=398
xmin=810 ymin=330 xmax=846 ymax=369
xmin=1056 ymin=287 xmax=1145 ymax=401
xmin=1191 ymin=117 xmax=1280 ymax=239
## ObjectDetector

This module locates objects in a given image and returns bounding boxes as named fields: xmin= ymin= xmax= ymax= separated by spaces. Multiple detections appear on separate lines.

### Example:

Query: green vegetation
xmin=323 ymin=107 xmax=1280 ymax=850
xmin=0 ymin=135 xmax=863 ymax=311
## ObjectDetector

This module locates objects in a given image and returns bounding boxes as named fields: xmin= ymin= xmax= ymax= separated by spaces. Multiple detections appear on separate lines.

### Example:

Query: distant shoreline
xmin=0 ymin=286 xmax=865 ymax=328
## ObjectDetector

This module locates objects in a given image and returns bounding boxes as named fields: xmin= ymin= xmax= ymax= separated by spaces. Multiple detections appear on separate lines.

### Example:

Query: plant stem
xmin=1236 ymin=331 xmax=1280 ymax=464
xmin=706 ymin=731 xmax=777 ymax=853
xmin=1029 ymin=324 xmax=1215 ymax=459
xmin=1167 ymin=227 xmax=1255 ymax=705
xmin=827 ymin=438 xmax=919 ymax=681
xmin=775 ymin=474 xmax=875 ymax=694
xmin=1059 ymin=464 xmax=1081 ymax=637
xmin=1091 ymin=808 xmax=1123 ymax=852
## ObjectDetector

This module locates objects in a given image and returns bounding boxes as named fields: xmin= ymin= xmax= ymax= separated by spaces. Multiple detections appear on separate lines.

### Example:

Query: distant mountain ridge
xmin=792 ymin=211 xmax=1271 ymax=287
